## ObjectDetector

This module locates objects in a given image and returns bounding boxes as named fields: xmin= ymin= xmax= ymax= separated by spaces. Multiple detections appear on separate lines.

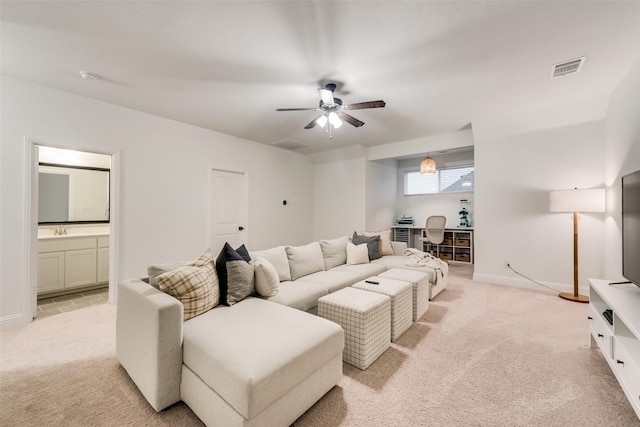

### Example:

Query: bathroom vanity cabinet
xmin=37 ymin=234 xmax=109 ymax=295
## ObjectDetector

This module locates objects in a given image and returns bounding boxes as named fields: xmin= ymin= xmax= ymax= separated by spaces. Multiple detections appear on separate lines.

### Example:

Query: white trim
xmin=24 ymin=138 xmax=39 ymax=323
xmin=108 ymin=152 xmax=120 ymax=305
xmin=472 ymin=272 xmax=585 ymax=296
xmin=0 ymin=314 xmax=24 ymax=330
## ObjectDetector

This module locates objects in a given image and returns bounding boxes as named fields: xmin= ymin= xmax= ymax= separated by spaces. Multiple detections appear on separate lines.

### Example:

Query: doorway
xmin=26 ymin=140 xmax=119 ymax=321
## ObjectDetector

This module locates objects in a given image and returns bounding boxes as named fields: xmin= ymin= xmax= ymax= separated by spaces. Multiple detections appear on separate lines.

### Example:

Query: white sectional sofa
xmin=116 ymin=234 xmax=447 ymax=426
xmin=254 ymin=239 xmax=447 ymax=313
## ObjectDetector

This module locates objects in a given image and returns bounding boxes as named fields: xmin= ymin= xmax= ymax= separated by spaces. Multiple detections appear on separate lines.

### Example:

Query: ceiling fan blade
xmin=304 ymin=115 xmax=324 ymax=129
xmin=276 ymin=107 xmax=317 ymax=111
xmin=318 ymin=88 xmax=335 ymax=106
xmin=344 ymin=100 xmax=386 ymax=110
xmin=338 ymin=112 xmax=364 ymax=127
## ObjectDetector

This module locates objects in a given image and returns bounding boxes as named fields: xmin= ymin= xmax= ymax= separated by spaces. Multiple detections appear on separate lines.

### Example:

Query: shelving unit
xmin=426 ymin=229 xmax=473 ymax=263
xmin=589 ymin=279 xmax=640 ymax=419
xmin=392 ymin=226 xmax=473 ymax=264
xmin=392 ymin=227 xmax=410 ymax=245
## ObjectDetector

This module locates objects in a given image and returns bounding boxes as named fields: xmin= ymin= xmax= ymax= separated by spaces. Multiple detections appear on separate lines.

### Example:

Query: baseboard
xmin=1 ymin=313 xmax=27 ymax=330
xmin=472 ymin=273 xmax=588 ymax=297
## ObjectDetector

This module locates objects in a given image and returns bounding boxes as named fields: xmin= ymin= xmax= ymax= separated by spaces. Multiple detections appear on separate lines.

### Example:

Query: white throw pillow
xmin=253 ymin=257 xmax=280 ymax=297
xmin=363 ymin=229 xmax=394 ymax=256
xmin=320 ymin=236 xmax=348 ymax=269
xmin=249 ymin=246 xmax=291 ymax=282
xmin=346 ymin=242 xmax=369 ymax=265
xmin=285 ymin=242 xmax=325 ymax=281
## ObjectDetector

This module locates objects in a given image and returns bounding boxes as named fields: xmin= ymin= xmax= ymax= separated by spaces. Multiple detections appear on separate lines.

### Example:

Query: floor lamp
xmin=549 ymin=188 xmax=605 ymax=303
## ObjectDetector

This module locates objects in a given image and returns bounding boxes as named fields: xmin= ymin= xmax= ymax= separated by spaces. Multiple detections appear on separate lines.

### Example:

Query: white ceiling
xmin=2 ymin=1 xmax=640 ymax=155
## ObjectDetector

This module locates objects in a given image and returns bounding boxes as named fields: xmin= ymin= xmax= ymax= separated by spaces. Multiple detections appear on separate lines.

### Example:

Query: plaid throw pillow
xmin=156 ymin=249 xmax=219 ymax=321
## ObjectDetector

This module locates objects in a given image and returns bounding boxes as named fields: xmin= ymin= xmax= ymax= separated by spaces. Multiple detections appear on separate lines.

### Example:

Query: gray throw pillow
xmin=352 ymin=232 xmax=381 ymax=260
xmin=216 ymin=243 xmax=252 ymax=306
xmin=225 ymin=258 xmax=255 ymax=306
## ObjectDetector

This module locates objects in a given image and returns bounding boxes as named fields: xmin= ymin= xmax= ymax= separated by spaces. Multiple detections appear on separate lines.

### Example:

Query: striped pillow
xmin=156 ymin=249 xmax=219 ymax=321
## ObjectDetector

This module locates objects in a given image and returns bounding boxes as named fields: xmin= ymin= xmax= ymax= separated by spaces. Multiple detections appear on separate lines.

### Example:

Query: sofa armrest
xmin=116 ymin=278 xmax=183 ymax=411
xmin=391 ymin=241 xmax=408 ymax=255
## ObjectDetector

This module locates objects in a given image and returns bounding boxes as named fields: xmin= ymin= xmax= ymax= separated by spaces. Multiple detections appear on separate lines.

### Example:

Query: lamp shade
xmin=420 ymin=156 xmax=436 ymax=175
xmin=549 ymin=188 xmax=605 ymax=213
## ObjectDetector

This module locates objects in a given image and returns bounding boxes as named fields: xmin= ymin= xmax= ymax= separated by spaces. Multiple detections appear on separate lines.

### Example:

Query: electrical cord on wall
xmin=506 ymin=262 xmax=564 ymax=293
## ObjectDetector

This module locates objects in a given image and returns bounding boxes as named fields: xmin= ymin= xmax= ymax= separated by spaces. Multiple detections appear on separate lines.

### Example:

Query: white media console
xmin=589 ymin=278 xmax=640 ymax=419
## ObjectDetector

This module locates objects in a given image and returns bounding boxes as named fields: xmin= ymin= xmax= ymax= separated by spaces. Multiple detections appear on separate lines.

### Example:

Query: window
xmin=404 ymin=166 xmax=474 ymax=195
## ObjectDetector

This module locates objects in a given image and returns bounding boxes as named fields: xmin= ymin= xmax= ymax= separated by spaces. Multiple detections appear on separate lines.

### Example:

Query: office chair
xmin=419 ymin=215 xmax=446 ymax=255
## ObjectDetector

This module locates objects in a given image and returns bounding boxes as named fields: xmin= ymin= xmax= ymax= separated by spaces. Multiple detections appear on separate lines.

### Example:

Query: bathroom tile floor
xmin=36 ymin=287 xmax=109 ymax=320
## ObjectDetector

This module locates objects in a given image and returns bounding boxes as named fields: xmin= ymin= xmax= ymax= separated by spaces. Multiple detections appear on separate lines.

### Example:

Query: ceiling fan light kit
xmin=277 ymin=82 xmax=385 ymax=138
xmin=328 ymin=112 xmax=342 ymax=128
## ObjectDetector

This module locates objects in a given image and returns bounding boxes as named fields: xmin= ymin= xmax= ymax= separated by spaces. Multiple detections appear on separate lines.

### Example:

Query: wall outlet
xmin=505 ymin=259 xmax=511 ymax=268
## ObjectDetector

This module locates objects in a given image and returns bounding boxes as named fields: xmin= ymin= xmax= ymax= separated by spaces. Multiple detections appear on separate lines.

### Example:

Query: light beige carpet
xmin=1 ymin=265 xmax=638 ymax=426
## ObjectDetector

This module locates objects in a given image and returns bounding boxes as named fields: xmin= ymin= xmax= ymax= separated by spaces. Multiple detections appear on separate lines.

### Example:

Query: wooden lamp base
xmin=558 ymin=211 xmax=589 ymax=304
xmin=559 ymin=292 xmax=589 ymax=303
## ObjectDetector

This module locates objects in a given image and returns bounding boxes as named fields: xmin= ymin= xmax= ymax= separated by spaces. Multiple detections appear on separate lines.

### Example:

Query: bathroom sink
xmin=38 ymin=226 xmax=109 ymax=239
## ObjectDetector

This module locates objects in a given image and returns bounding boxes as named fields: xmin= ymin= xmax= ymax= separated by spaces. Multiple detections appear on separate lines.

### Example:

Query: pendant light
xmin=420 ymin=155 xmax=436 ymax=175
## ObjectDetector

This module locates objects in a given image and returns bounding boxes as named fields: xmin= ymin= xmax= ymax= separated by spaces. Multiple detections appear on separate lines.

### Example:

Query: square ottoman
xmin=318 ymin=287 xmax=391 ymax=370
xmin=378 ymin=268 xmax=430 ymax=321
xmin=353 ymin=277 xmax=413 ymax=341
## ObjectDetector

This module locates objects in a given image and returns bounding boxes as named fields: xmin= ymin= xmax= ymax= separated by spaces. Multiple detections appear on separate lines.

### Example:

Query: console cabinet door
xmin=37 ymin=252 xmax=65 ymax=293
xmin=64 ymin=248 xmax=97 ymax=289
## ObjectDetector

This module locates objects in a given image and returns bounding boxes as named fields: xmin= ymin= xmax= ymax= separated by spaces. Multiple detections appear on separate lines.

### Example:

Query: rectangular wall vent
xmin=551 ymin=56 xmax=586 ymax=78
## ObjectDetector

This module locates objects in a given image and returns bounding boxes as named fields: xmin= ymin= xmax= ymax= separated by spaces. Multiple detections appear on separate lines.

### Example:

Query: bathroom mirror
xmin=38 ymin=163 xmax=110 ymax=224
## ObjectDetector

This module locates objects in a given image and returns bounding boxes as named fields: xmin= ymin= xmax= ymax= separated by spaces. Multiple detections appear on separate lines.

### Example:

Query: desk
xmin=392 ymin=226 xmax=474 ymax=264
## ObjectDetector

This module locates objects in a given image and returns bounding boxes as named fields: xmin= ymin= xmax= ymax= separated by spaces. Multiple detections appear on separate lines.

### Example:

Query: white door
xmin=209 ymin=169 xmax=247 ymax=252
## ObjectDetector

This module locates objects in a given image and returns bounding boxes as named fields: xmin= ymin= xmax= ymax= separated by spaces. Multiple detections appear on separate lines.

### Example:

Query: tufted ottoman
xmin=353 ymin=277 xmax=413 ymax=341
xmin=378 ymin=268 xmax=430 ymax=321
xmin=318 ymin=287 xmax=390 ymax=370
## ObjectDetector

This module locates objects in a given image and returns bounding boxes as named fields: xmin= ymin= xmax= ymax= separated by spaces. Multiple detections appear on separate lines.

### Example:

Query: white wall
xmin=0 ymin=75 xmax=313 ymax=327
xmin=604 ymin=57 xmax=640 ymax=280
xmin=310 ymin=146 xmax=368 ymax=240
xmin=473 ymin=120 xmax=606 ymax=294
xmin=365 ymin=159 xmax=397 ymax=231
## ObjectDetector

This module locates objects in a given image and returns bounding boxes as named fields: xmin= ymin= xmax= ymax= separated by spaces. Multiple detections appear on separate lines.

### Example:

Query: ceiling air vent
xmin=551 ymin=56 xmax=586 ymax=78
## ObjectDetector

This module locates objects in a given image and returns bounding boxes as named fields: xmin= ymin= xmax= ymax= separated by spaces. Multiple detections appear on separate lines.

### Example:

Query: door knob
xmin=239 ymin=226 xmax=244 ymax=231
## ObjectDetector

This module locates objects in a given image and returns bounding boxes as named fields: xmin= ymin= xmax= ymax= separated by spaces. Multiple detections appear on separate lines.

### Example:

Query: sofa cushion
xmin=263 ymin=281 xmax=328 ymax=311
xmin=319 ymin=236 xmax=348 ymax=269
xmin=371 ymin=255 xmax=436 ymax=282
xmin=352 ymin=232 xmax=381 ymax=260
xmin=299 ymin=263 xmax=387 ymax=293
xmin=253 ymin=257 xmax=279 ymax=297
xmin=362 ymin=229 xmax=394 ymax=256
xmin=182 ymin=298 xmax=344 ymax=420
xmin=216 ymin=243 xmax=252 ymax=306
xmin=156 ymin=249 xmax=219 ymax=321
xmin=286 ymin=242 xmax=325 ymax=281
xmin=346 ymin=242 xmax=369 ymax=265
xmin=249 ymin=246 xmax=291 ymax=282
